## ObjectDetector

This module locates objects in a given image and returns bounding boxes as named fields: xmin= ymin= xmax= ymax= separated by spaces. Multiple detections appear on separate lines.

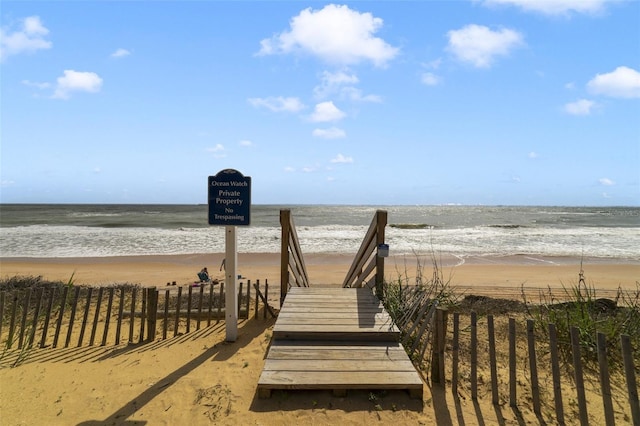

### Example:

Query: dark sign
xmin=208 ymin=169 xmax=251 ymax=226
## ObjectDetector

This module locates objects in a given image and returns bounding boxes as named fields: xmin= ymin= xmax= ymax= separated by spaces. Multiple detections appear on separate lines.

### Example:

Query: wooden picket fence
xmin=421 ymin=308 xmax=640 ymax=425
xmin=0 ymin=279 xmax=275 ymax=352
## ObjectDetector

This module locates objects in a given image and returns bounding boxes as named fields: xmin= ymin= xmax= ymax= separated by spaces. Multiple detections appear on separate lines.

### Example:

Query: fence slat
xmin=163 ymin=289 xmax=170 ymax=340
xmin=597 ymin=332 xmax=615 ymax=426
xmin=254 ymin=280 xmax=260 ymax=319
xmin=28 ymin=288 xmax=44 ymax=347
xmin=78 ymin=287 xmax=93 ymax=347
xmin=509 ymin=318 xmax=517 ymax=407
xmin=146 ymin=288 xmax=158 ymax=342
xmin=89 ymin=287 xmax=104 ymax=346
xmin=7 ymin=292 xmax=19 ymax=349
xmin=217 ymin=283 xmax=224 ymax=324
xmin=129 ymin=288 xmax=137 ymax=343
xmin=621 ymin=334 xmax=640 ymax=425
xmin=186 ymin=286 xmax=193 ymax=333
xmin=527 ymin=319 xmax=541 ymax=415
xmin=53 ymin=286 xmax=69 ymax=348
xmin=101 ymin=288 xmax=115 ymax=346
xmin=18 ymin=288 xmax=31 ymax=349
xmin=197 ymin=285 xmax=204 ymax=330
xmin=40 ymin=288 xmax=56 ymax=348
xmin=139 ymin=288 xmax=147 ymax=343
xmin=452 ymin=312 xmax=459 ymax=396
xmin=207 ymin=282 xmax=214 ymax=326
xmin=570 ymin=326 xmax=589 ymax=426
xmin=174 ymin=286 xmax=182 ymax=337
xmin=64 ymin=287 xmax=81 ymax=348
xmin=0 ymin=292 xmax=4 ymax=345
xmin=488 ymin=315 xmax=499 ymax=405
xmin=115 ymin=288 xmax=125 ymax=345
xmin=471 ymin=311 xmax=477 ymax=400
xmin=548 ymin=323 xmax=565 ymax=424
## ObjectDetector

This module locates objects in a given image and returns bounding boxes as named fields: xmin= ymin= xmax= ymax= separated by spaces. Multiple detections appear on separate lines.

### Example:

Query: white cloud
xmin=564 ymin=99 xmax=596 ymax=115
xmin=284 ymin=166 xmax=295 ymax=172
xmin=22 ymin=79 xmax=51 ymax=89
xmin=239 ymin=140 xmax=253 ymax=147
xmin=258 ymin=4 xmax=399 ymax=67
xmin=111 ymin=48 xmax=131 ymax=58
xmin=248 ymin=96 xmax=305 ymax=112
xmin=421 ymin=72 xmax=441 ymax=86
xmin=599 ymin=177 xmax=615 ymax=186
xmin=314 ymin=70 xmax=381 ymax=102
xmin=565 ymin=82 xmax=576 ymax=90
xmin=478 ymin=0 xmax=613 ymax=15
xmin=0 ymin=16 xmax=52 ymax=61
xmin=310 ymin=101 xmax=346 ymax=122
xmin=331 ymin=153 xmax=354 ymax=164
xmin=52 ymin=70 xmax=103 ymax=100
xmin=447 ymin=24 xmax=524 ymax=68
xmin=587 ymin=66 xmax=640 ymax=99
xmin=528 ymin=151 xmax=539 ymax=159
xmin=313 ymin=127 xmax=346 ymax=139
xmin=207 ymin=144 xmax=226 ymax=158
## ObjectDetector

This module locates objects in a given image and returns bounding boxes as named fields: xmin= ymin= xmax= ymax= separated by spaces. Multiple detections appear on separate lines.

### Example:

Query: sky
xmin=1 ymin=1 xmax=639 ymax=206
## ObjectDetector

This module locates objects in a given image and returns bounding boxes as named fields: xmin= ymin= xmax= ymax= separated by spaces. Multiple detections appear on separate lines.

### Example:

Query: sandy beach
xmin=1 ymin=254 xmax=638 ymax=425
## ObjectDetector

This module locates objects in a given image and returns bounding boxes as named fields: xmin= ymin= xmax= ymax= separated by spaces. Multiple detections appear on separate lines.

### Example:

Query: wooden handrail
xmin=280 ymin=209 xmax=310 ymax=307
xmin=343 ymin=210 xmax=387 ymax=299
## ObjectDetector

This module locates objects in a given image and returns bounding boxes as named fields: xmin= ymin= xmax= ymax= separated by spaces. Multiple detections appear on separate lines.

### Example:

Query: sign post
xmin=208 ymin=169 xmax=251 ymax=342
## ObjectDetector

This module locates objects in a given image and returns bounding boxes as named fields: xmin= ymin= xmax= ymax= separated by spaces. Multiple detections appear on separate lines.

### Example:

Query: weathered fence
xmin=413 ymin=308 xmax=639 ymax=425
xmin=0 ymin=279 xmax=275 ymax=353
xmin=280 ymin=209 xmax=310 ymax=307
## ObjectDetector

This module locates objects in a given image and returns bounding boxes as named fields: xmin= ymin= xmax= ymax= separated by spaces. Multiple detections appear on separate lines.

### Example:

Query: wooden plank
xmin=258 ymin=371 xmax=422 ymax=389
xmin=263 ymin=359 xmax=416 ymax=372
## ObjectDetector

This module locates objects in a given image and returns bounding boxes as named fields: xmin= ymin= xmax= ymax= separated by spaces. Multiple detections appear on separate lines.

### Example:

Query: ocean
xmin=0 ymin=204 xmax=638 ymax=260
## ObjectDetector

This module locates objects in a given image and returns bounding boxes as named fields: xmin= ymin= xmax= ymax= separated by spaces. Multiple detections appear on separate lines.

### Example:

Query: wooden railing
xmin=280 ymin=209 xmax=310 ymax=307
xmin=342 ymin=210 xmax=387 ymax=299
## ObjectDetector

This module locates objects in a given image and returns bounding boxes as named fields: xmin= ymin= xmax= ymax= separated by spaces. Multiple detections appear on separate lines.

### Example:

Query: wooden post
xmin=53 ymin=286 xmax=69 ymax=348
xmin=115 ymin=288 xmax=125 ymax=345
xmin=28 ymin=288 xmax=44 ymax=347
xmin=430 ymin=308 xmax=443 ymax=384
xmin=217 ymin=283 xmax=224 ymax=324
xmin=225 ymin=225 xmax=238 ymax=342
xmin=548 ymin=323 xmax=565 ymax=424
xmin=488 ymin=315 xmax=499 ymax=405
xmin=163 ymin=289 xmax=170 ymax=340
xmin=509 ymin=318 xmax=517 ymax=407
xmin=280 ymin=209 xmax=290 ymax=308
xmin=452 ymin=312 xmax=459 ymax=396
xmin=40 ymin=288 xmax=55 ymax=348
xmin=101 ymin=287 xmax=115 ymax=346
xmin=471 ymin=311 xmax=478 ymax=400
xmin=146 ymin=288 xmax=158 ymax=342
xmin=570 ymin=326 xmax=589 ymax=426
xmin=237 ymin=282 xmax=243 ymax=319
xmin=597 ymin=332 xmax=615 ymax=426
xmin=174 ymin=286 xmax=182 ymax=337
xmin=18 ymin=288 xmax=31 ymax=349
xmin=375 ymin=210 xmax=387 ymax=301
xmin=129 ymin=288 xmax=137 ymax=343
xmin=527 ymin=319 xmax=541 ymax=415
xmin=78 ymin=287 xmax=93 ymax=347
xmin=64 ymin=286 xmax=80 ymax=348
xmin=621 ymin=334 xmax=640 ymax=425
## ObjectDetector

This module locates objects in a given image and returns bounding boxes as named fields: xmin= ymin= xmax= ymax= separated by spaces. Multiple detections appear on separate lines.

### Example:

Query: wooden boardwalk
xmin=257 ymin=287 xmax=423 ymax=398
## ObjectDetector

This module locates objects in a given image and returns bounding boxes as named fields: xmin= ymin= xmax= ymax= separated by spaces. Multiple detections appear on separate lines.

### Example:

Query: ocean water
xmin=0 ymin=204 xmax=638 ymax=260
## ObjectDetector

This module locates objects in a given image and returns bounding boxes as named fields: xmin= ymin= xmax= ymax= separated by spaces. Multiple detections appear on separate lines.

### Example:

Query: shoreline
xmin=1 ymin=254 xmax=638 ymax=299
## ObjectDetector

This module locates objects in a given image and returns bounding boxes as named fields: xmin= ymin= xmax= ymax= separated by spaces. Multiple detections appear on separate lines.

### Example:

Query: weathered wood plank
xmin=263 ymin=359 xmax=416 ymax=372
xmin=259 ymin=371 xmax=423 ymax=389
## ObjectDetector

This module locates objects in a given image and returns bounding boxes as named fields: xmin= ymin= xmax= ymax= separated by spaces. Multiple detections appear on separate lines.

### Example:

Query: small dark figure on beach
xmin=197 ymin=267 xmax=210 ymax=282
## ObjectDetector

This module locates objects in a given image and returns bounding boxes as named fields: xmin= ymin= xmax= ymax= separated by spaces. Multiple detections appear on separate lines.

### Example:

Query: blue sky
xmin=1 ymin=1 xmax=639 ymax=206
